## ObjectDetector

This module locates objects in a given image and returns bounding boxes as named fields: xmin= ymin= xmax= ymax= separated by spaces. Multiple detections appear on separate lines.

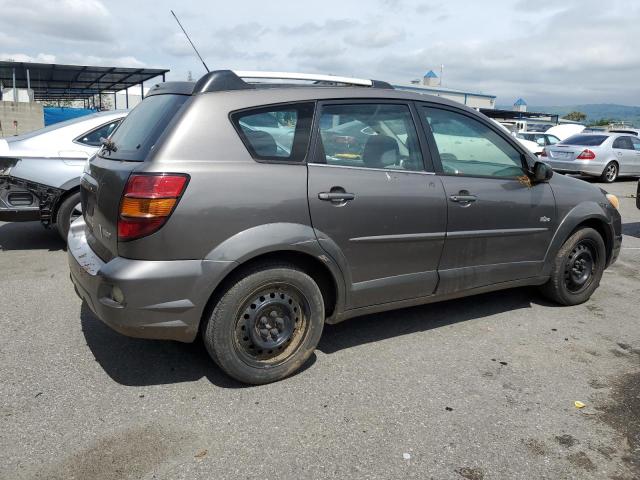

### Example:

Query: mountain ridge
xmin=496 ymin=103 xmax=640 ymax=126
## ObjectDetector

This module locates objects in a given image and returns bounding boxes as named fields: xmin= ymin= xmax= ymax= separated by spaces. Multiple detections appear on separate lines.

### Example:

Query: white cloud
xmin=0 ymin=52 xmax=145 ymax=68
xmin=345 ymin=27 xmax=406 ymax=48
xmin=0 ymin=0 xmax=114 ymax=42
xmin=1 ymin=0 xmax=639 ymax=104
xmin=0 ymin=53 xmax=57 ymax=63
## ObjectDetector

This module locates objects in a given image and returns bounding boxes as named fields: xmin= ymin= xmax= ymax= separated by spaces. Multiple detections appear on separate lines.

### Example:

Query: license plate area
xmin=552 ymin=151 xmax=572 ymax=159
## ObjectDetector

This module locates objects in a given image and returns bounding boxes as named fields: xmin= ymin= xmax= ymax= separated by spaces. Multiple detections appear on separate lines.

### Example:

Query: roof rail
xmin=193 ymin=70 xmax=393 ymax=94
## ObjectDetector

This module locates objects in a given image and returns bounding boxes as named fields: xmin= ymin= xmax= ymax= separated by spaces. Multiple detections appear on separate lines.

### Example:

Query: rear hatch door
xmin=81 ymin=93 xmax=189 ymax=260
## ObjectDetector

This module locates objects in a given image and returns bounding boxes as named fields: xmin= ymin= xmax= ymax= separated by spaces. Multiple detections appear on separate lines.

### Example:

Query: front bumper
xmin=0 ymin=179 xmax=40 ymax=222
xmin=0 ymin=208 xmax=40 ymax=222
xmin=67 ymin=217 xmax=234 ymax=342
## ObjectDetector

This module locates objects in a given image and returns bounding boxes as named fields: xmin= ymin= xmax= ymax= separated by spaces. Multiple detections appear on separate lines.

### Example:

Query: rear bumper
xmin=545 ymin=159 xmax=605 ymax=176
xmin=67 ymin=217 xmax=235 ymax=342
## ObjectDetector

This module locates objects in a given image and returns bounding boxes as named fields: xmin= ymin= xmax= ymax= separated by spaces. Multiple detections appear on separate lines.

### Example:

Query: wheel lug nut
xmin=260 ymin=328 xmax=269 ymax=339
xmin=270 ymin=328 xmax=279 ymax=338
xmin=270 ymin=311 xmax=278 ymax=318
xmin=260 ymin=317 xmax=268 ymax=325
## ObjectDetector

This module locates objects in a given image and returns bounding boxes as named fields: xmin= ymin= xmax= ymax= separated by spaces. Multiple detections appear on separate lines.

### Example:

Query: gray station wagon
xmin=68 ymin=70 xmax=622 ymax=384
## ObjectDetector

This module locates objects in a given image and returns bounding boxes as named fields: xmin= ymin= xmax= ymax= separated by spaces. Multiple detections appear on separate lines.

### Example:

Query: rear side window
xmin=231 ymin=103 xmax=314 ymax=162
xmin=99 ymin=94 xmax=188 ymax=161
xmin=562 ymin=135 xmax=608 ymax=146
xmin=76 ymin=119 xmax=121 ymax=147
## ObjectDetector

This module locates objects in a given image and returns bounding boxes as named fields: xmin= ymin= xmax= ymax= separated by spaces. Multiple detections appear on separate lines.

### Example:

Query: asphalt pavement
xmin=1 ymin=178 xmax=639 ymax=480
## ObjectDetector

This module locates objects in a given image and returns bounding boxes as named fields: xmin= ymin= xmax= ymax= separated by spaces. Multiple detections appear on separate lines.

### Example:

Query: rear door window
xmin=313 ymin=103 xmax=424 ymax=171
xmin=613 ymin=136 xmax=634 ymax=150
xmin=231 ymin=103 xmax=314 ymax=162
xmin=99 ymin=94 xmax=188 ymax=161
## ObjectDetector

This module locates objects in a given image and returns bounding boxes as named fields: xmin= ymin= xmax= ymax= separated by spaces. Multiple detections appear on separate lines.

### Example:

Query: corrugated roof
xmin=0 ymin=61 xmax=169 ymax=101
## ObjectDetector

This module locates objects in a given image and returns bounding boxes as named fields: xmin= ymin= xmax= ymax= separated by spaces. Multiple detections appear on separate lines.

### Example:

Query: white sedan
xmin=0 ymin=110 xmax=128 ymax=238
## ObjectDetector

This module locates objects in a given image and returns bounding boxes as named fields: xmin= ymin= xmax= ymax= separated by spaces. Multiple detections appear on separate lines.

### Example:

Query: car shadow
xmin=82 ymin=288 xmax=545 ymax=388
xmin=623 ymin=221 xmax=640 ymax=239
xmin=318 ymin=287 xmax=543 ymax=354
xmin=80 ymin=303 xmax=315 ymax=389
xmin=0 ymin=221 xmax=65 ymax=251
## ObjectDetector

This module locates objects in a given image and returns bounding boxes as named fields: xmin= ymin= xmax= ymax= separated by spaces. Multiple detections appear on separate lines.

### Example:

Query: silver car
xmin=0 ymin=110 xmax=127 ymax=238
xmin=541 ymin=132 xmax=640 ymax=183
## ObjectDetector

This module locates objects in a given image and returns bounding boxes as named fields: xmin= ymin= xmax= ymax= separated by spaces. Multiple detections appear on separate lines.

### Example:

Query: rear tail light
xmin=577 ymin=149 xmax=596 ymax=160
xmin=118 ymin=174 xmax=189 ymax=241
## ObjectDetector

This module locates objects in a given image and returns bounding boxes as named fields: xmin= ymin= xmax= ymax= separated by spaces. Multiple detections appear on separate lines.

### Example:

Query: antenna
xmin=170 ymin=10 xmax=210 ymax=73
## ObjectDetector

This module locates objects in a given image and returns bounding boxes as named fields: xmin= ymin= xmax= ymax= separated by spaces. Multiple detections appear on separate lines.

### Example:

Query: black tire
xmin=55 ymin=191 xmax=82 ymax=240
xmin=600 ymin=162 xmax=618 ymax=183
xmin=540 ymin=227 xmax=606 ymax=306
xmin=203 ymin=264 xmax=324 ymax=385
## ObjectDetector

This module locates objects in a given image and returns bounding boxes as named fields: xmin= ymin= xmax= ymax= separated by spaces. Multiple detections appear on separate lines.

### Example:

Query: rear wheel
xmin=55 ymin=191 xmax=82 ymax=240
xmin=203 ymin=264 xmax=324 ymax=384
xmin=540 ymin=227 xmax=606 ymax=306
xmin=601 ymin=162 xmax=618 ymax=183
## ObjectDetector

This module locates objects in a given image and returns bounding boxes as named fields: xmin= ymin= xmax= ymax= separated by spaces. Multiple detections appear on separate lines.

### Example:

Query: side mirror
xmin=533 ymin=161 xmax=554 ymax=182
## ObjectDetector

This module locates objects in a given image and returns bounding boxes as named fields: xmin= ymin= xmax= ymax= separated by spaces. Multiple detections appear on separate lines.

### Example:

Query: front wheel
xmin=203 ymin=264 xmax=324 ymax=384
xmin=601 ymin=162 xmax=618 ymax=183
xmin=540 ymin=227 xmax=606 ymax=306
xmin=56 ymin=191 xmax=82 ymax=240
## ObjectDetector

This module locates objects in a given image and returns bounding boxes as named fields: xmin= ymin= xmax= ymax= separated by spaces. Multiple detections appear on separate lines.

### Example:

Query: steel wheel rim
xmin=233 ymin=282 xmax=310 ymax=368
xmin=564 ymin=240 xmax=597 ymax=293
xmin=70 ymin=202 xmax=83 ymax=223
xmin=605 ymin=164 xmax=617 ymax=181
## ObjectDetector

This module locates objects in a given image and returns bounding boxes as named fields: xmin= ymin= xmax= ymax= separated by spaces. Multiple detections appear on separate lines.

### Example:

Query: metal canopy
xmin=480 ymin=108 xmax=559 ymax=124
xmin=0 ymin=61 xmax=169 ymax=101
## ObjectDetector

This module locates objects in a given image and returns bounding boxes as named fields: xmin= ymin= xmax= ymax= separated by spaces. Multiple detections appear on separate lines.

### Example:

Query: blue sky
xmin=1 ymin=0 xmax=638 ymax=106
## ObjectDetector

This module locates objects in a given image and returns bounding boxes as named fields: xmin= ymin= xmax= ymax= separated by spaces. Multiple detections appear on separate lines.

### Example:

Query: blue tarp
xmin=44 ymin=107 xmax=97 ymax=126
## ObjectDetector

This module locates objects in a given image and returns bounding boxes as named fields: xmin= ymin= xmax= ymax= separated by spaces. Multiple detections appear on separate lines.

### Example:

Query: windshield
xmin=99 ymin=95 xmax=188 ymax=161
xmin=561 ymin=134 xmax=608 ymax=146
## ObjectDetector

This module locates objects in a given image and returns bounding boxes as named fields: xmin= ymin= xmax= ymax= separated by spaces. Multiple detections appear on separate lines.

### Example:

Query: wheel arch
xmin=50 ymin=185 xmax=80 ymax=224
xmin=200 ymin=249 xmax=342 ymax=337
xmin=543 ymin=204 xmax=614 ymax=275
xmin=199 ymin=223 xmax=348 ymax=333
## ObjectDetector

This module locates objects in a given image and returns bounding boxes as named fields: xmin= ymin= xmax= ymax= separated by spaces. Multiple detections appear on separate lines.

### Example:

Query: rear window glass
xmin=99 ymin=94 xmax=188 ymax=161
xmin=231 ymin=103 xmax=314 ymax=162
xmin=561 ymin=135 xmax=608 ymax=146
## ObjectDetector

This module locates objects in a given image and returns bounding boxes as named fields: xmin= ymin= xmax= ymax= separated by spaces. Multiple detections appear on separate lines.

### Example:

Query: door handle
xmin=318 ymin=192 xmax=356 ymax=202
xmin=449 ymin=194 xmax=477 ymax=203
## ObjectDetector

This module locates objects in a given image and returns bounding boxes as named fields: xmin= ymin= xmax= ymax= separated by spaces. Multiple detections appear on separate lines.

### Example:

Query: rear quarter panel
xmin=9 ymin=157 xmax=84 ymax=189
xmin=117 ymin=93 xmax=314 ymax=262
